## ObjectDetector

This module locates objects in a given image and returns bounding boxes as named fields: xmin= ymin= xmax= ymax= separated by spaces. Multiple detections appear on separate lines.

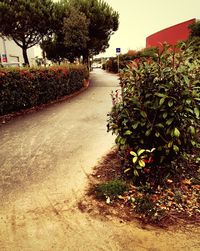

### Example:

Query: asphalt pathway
xmin=0 ymin=69 xmax=117 ymax=202
xmin=0 ymin=69 xmax=199 ymax=251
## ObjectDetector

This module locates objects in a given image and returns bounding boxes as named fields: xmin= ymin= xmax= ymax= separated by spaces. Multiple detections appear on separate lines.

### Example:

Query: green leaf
xmin=124 ymin=168 xmax=131 ymax=173
xmin=156 ymin=123 xmax=164 ymax=128
xmin=140 ymin=111 xmax=147 ymax=118
xmin=132 ymin=122 xmax=139 ymax=129
xmin=186 ymin=99 xmax=192 ymax=105
xmin=166 ymin=118 xmax=174 ymax=126
xmin=189 ymin=126 xmax=195 ymax=135
xmin=173 ymin=145 xmax=179 ymax=152
xmin=145 ymin=129 xmax=152 ymax=136
xmin=137 ymin=149 xmax=146 ymax=156
xmin=136 ymin=165 xmax=142 ymax=170
xmin=155 ymin=131 xmax=160 ymax=137
xmin=138 ymin=160 xmax=145 ymax=167
xmin=194 ymin=107 xmax=199 ymax=118
xmin=134 ymin=170 xmax=139 ymax=176
xmin=124 ymin=130 xmax=132 ymax=135
xmin=155 ymin=93 xmax=167 ymax=98
xmin=168 ymin=141 xmax=173 ymax=148
xmin=120 ymin=138 xmax=126 ymax=145
xmin=168 ymin=100 xmax=173 ymax=107
xmin=159 ymin=97 xmax=165 ymax=105
xmin=163 ymin=112 xmax=168 ymax=119
xmin=174 ymin=128 xmax=180 ymax=138
xmin=183 ymin=76 xmax=189 ymax=85
xmin=185 ymin=108 xmax=193 ymax=114
xmin=130 ymin=151 xmax=137 ymax=157
xmin=132 ymin=156 xmax=138 ymax=163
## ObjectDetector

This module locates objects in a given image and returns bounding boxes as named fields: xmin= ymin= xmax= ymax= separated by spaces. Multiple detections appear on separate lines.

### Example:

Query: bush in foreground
xmin=0 ymin=64 xmax=88 ymax=116
xmin=107 ymin=42 xmax=200 ymax=184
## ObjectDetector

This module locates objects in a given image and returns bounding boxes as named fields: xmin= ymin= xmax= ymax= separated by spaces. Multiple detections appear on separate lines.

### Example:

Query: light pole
xmin=116 ymin=47 xmax=121 ymax=73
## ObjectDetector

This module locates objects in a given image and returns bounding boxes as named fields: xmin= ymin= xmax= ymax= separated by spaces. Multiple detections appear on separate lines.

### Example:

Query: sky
xmin=42 ymin=0 xmax=200 ymax=58
xmin=97 ymin=0 xmax=200 ymax=57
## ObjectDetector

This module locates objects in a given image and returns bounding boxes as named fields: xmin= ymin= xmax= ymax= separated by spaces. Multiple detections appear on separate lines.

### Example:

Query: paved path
xmin=0 ymin=69 xmax=199 ymax=251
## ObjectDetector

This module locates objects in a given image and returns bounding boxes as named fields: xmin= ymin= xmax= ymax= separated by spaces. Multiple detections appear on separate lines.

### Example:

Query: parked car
xmin=92 ymin=62 xmax=102 ymax=68
xmin=1 ymin=62 xmax=21 ymax=67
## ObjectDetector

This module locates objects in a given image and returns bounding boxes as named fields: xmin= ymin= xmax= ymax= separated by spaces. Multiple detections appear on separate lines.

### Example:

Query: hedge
xmin=0 ymin=64 xmax=88 ymax=116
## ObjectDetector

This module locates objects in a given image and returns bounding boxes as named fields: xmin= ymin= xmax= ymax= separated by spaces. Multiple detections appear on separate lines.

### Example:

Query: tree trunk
xmin=83 ymin=53 xmax=91 ymax=71
xmin=22 ymin=47 xmax=30 ymax=66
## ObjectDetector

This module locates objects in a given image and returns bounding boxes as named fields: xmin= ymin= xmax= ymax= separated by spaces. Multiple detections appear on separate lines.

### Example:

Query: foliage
xmin=189 ymin=20 xmax=200 ymax=38
xmin=96 ymin=179 xmax=127 ymax=199
xmin=0 ymin=65 xmax=88 ymax=116
xmin=70 ymin=0 xmax=119 ymax=60
xmin=104 ymin=47 xmax=158 ymax=73
xmin=107 ymin=42 xmax=200 ymax=183
xmin=0 ymin=0 xmax=55 ymax=65
xmin=63 ymin=7 xmax=89 ymax=62
xmin=42 ymin=0 xmax=119 ymax=64
xmin=134 ymin=195 xmax=157 ymax=216
xmin=125 ymin=148 xmax=155 ymax=177
xmin=105 ymin=57 xmax=119 ymax=73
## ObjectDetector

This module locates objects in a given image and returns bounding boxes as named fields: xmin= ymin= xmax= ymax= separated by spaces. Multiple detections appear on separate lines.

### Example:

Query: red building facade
xmin=146 ymin=19 xmax=196 ymax=48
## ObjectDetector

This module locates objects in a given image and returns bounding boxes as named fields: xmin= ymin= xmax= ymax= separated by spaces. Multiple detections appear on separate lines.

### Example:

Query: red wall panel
xmin=146 ymin=19 xmax=196 ymax=48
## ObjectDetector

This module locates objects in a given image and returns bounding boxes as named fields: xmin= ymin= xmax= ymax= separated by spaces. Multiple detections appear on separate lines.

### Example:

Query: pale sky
xmin=98 ymin=0 xmax=200 ymax=57
xmin=40 ymin=0 xmax=200 ymax=58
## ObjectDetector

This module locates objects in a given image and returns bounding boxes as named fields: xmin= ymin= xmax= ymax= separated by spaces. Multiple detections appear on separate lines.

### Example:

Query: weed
xmin=96 ymin=179 xmax=128 ymax=199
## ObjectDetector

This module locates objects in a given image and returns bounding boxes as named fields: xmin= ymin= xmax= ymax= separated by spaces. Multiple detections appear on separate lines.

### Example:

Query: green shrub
xmin=0 ymin=64 xmax=88 ymax=116
xmin=134 ymin=195 xmax=156 ymax=216
xmin=105 ymin=47 xmax=158 ymax=74
xmin=105 ymin=58 xmax=118 ymax=73
xmin=107 ymin=42 xmax=200 ymax=182
xmin=96 ymin=179 xmax=128 ymax=199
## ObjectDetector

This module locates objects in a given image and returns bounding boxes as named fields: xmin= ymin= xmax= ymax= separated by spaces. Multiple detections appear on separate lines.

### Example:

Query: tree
xmin=63 ymin=7 xmax=89 ymax=62
xmin=41 ymin=6 xmax=89 ymax=63
xmin=41 ymin=0 xmax=119 ymax=65
xmin=40 ymin=36 xmax=67 ymax=64
xmin=0 ymin=0 xmax=55 ymax=66
xmin=70 ymin=0 xmax=119 ymax=63
xmin=189 ymin=20 xmax=200 ymax=38
xmin=188 ymin=21 xmax=200 ymax=57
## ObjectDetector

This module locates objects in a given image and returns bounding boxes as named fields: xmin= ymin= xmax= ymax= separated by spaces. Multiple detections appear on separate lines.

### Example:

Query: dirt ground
xmin=0 ymin=70 xmax=199 ymax=250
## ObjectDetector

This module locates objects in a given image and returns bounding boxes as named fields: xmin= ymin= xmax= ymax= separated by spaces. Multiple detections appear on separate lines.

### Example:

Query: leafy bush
xmin=104 ymin=47 xmax=158 ymax=73
xmin=0 ymin=64 xmax=88 ymax=116
xmin=96 ymin=179 xmax=128 ymax=199
xmin=105 ymin=58 xmax=118 ymax=73
xmin=107 ymin=42 xmax=200 ymax=182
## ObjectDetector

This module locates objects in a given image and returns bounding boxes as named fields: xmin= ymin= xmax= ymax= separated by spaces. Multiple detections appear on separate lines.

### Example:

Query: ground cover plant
xmin=93 ymin=41 xmax=200 ymax=226
xmin=0 ymin=64 xmax=88 ymax=116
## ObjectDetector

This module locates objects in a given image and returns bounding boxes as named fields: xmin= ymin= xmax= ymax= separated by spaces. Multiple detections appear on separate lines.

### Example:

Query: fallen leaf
xmin=166 ymin=179 xmax=173 ymax=184
xmin=106 ymin=196 xmax=111 ymax=204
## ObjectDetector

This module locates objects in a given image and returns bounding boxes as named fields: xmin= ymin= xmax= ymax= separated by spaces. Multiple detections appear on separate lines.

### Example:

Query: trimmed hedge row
xmin=0 ymin=65 xmax=88 ymax=116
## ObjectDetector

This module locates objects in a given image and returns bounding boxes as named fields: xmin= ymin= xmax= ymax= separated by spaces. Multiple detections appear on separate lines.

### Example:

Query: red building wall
xmin=146 ymin=19 xmax=196 ymax=48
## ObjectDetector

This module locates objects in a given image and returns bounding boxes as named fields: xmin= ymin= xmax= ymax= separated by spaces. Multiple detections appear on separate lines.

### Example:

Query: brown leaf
xmin=181 ymin=179 xmax=191 ymax=185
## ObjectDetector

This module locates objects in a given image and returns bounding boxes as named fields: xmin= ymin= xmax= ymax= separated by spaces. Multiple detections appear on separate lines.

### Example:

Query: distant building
xmin=146 ymin=18 xmax=196 ymax=49
xmin=0 ymin=36 xmax=37 ymax=66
